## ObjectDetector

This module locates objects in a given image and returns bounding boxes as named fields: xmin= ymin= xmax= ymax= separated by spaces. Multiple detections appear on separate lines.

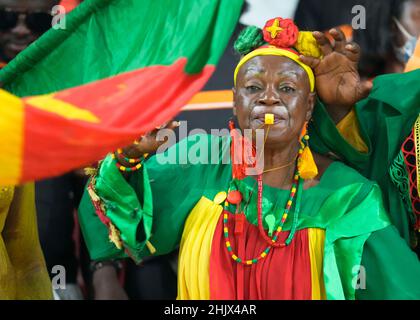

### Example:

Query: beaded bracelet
xmin=111 ymin=152 xmax=148 ymax=172
xmin=115 ymin=148 xmax=142 ymax=164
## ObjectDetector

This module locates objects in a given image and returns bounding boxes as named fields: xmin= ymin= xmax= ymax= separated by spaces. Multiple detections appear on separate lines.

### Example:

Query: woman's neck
xmin=260 ymin=142 xmax=300 ymax=189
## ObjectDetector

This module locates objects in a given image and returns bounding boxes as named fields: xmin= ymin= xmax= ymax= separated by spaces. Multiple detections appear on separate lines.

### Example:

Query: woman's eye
xmin=280 ymin=86 xmax=295 ymax=93
xmin=245 ymin=85 xmax=261 ymax=93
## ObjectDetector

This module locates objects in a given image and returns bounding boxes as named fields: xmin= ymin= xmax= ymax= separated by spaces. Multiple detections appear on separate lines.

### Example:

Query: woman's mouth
xmin=253 ymin=113 xmax=285 ymax=126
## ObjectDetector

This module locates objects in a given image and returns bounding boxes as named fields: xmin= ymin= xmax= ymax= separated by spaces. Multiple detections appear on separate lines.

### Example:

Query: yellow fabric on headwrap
xmin=234 ymin=46 xmax=316 ymax=91
xmin=295 ymin=31 xmax=323 ymax=60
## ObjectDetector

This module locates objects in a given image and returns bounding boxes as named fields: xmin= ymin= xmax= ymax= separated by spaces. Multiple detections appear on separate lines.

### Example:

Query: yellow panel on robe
xmin=336 ymin=109 xmax=369 ymax=154
xmin=308 ymin=228 xmax=327 ymax=300
xmin=177 ymin=199 xmax=328 ymax=300
xmin=177 ymin=196 xmax=223 ymax=300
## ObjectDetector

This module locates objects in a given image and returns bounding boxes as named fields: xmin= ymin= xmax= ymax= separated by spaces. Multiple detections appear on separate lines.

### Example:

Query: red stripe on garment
xmin=210 ymin=211 xmax=312 ymax=300
xmin=21 ymin=58 xmax=214 ymax=181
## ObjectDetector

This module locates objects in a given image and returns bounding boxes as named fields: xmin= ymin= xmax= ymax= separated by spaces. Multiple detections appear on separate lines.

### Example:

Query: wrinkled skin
xmin=233 ymin=55 xmax=315 ymax=149
xmin=300 ymin=28 xmax=372 ymax=123
xmin=232 ymin=54 xmax=332 ymax=189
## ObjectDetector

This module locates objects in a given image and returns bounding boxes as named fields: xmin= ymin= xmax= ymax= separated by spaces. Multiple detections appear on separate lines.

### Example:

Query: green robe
xmin=79 ymin=133 xmax=420 ymax=299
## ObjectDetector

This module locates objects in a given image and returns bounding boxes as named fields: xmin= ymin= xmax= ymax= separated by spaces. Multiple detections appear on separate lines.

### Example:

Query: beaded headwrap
xmin=232 ymin=17 xmax=321 ymax=180
xmin=234 ymin=17 xmax=322 ymax=92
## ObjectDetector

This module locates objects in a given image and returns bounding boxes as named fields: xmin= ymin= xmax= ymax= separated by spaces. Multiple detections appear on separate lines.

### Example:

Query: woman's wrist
xmin=325 ymin=103 xmax=353 ymax=124
xmin=90 ymin=260 xmax=122 ymax=274
xmin=111 ymin=150 xmax=149 ymax=173
xmin=92 ymin=263 xmax=128 ymax=300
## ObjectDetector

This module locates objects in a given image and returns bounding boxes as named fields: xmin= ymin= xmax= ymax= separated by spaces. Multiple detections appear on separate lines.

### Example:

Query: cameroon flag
xmin=0 ymin=0 xmax=243 ymax=185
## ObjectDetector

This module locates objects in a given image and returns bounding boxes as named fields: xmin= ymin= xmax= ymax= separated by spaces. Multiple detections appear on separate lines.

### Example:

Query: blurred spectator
xmin=0 ymin=0 xmax=88 ymax=300
xmin=0 ymin=0 xmax=58 ymax=63
xmin=353 ymin=0 xmax=420 ymax=78
xmin=294 ymin=0 xmax=420 ymax=78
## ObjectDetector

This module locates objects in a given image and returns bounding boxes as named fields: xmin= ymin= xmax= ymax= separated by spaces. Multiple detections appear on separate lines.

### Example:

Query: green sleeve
xmin=78 ymin=133 xmax=231 ymax=263
xmin=356 ymin=225 xmax=420 ymax=299
xmin=310 ymin=99 xmax=370 ymax=171
xmin=321 ymin=182 xmax=391 ymax=300
xmin=78 ymin=186 xmax=129 ymax=261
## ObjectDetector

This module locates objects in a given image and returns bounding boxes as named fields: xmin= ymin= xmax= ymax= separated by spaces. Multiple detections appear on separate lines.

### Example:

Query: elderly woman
xmin=79 ymin=18 xmax=420 ymax=300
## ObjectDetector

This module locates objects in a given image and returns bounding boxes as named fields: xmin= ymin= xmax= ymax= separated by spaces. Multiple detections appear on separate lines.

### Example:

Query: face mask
xmin=393 ymin=17 xmax=418 ymax=63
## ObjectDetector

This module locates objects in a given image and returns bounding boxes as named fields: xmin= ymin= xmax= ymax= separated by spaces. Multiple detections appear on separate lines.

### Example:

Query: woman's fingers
xmin=153 ymin=120 xmax=180 ymax=131
xmin=299 ymin=55 xmax=321 ymax=69
xmin=329 ymin=28 xmax=346 ymax=53
xmin=148 ymin=120 xmax=180 ymax=145
xmin=165 ymin=120 xmax=181 ymax=131
xmin=312 ymin=31 xmax=333 ymax=56
xmin=344 ymin=42 xmax=361 ymax=63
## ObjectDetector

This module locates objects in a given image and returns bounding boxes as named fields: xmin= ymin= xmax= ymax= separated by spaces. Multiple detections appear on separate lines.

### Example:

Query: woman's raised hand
xmin=299 ymin=28 xmax=373 ymax=122
xmin=121 ymin=121 xmax=180 ymax=160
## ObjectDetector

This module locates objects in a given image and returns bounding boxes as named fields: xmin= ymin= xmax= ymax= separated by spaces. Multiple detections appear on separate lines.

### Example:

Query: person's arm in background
xmin=3 ymin=183 xmax=53 ymax=299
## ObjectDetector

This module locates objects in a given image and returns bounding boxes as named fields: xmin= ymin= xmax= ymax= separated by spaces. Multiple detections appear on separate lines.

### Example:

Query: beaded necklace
xmin=223 ymin=172 xmax=303 ymax=265
xmin=223 ymin=118 xmax=308 ymax=265
xmin=223 ymin=143 xmax=305 ymax=265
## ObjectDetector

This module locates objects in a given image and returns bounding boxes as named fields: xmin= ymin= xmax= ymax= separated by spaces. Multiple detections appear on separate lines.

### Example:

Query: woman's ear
xmin=232 ymin=87 xmax=237 ymax=116
xmin=305 ymin=92 xmax=316 ymax=121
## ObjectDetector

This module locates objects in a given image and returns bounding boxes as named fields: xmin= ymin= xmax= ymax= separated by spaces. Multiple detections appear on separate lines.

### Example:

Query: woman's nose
xmin=258 ymin=89 xmax=280 ymax=106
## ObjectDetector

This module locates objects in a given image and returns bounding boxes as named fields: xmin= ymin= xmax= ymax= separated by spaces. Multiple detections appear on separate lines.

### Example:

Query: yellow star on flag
xmin=266 ymin=19 xmax=283 ymax=39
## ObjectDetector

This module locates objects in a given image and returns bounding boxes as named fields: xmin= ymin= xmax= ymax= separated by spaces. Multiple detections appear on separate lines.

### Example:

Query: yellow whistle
xmin=265 ymin=113 xmax=274 ymax=125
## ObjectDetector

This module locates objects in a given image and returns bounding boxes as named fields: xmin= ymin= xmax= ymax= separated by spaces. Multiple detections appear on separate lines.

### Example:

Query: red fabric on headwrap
xmin=263 ymin=18 xmax=299 ymax=48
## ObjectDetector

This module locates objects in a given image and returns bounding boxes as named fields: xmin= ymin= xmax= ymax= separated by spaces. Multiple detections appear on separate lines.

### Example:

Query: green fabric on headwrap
xmin=234 ymin=26 xmax=266 ymax=55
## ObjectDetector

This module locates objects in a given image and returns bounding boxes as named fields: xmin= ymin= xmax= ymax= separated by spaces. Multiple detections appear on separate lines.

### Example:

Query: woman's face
xmin=233 ymin=55 xmax=315 ymax=148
